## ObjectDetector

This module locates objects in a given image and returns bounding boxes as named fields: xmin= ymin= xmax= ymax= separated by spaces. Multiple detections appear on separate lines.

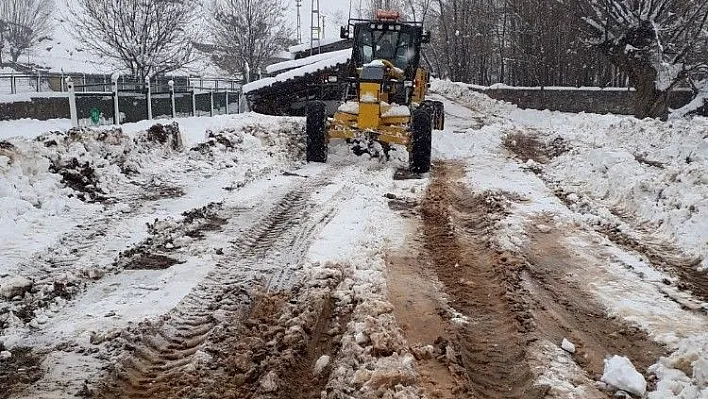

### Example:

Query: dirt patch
xmin=0 ymin=347 xmax=44 ymax=399
xmin=49 ymin=157 xmax=108 ymax=203
xmin=147 ymin=123 xmax=183 ymax=151
xmin=386 ymin=250 xmax=464 ymax=399
xmin=138 ymin=183 xmax=185 ymax=201
xmin=634 ymin=153 xmax=666 ymax=169
xmin=115 ymin=203 xmax=227 ymax=270
xmin=523 ymin=221 xmax=667 ymax=381
xmin=123 ymin=253 xmax=181 ymax=270
xmin=418 ymin=162 xmax=544 ymax=399
xmin=503 ymin=130 xmax=570 ymax=164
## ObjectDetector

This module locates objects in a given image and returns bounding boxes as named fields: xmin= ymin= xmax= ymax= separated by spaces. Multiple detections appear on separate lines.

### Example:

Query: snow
xmin=601 ymin=355 xmax=647 ymax=396
xmin=243 ymin=49 xmax=351 ymax=93
xmin=381 ymin=104 xmax=410 ymax=118
xmin=0 ymin=92 xmax=68 ymax=103
xmin=656 ymin=62 xmax=684 ymax=92
xmin=431 ymin=79 xmax=708 ymax=271
xmin=288 ymin=37 xmax=348 ymax=54
xmin=360 ymin=93 xmax=377 ymax=103
xmin=338 ymin=101 xmax=359 ymax=114
xmin=648 ymin=334 xmax=708 ymax=399
xmin=0 ymin=276 xmax=33 ymax=299
xmin=266 ymin=48 xmax=352 ymax=75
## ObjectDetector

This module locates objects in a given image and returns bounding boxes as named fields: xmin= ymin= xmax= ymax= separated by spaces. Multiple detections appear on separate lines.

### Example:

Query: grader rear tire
xmin=410 ymin=107 xmax=432 ymax=173
xmin=306 ymin=101 xmax=328 ymax=163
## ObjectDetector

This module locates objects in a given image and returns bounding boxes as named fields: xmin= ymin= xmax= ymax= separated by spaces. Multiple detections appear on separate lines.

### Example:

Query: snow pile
xmin=648 ymin=335 xmax=708 ymax=399
xmin=561 ymin=338 xmax=576 ymax=354
xmin=601 ymin=355 xmax=647 ymax=396
xmin=338 ymin=101 xmax=360 ymax=114
xmin=320 ymin=258 xmax=422 ymax=398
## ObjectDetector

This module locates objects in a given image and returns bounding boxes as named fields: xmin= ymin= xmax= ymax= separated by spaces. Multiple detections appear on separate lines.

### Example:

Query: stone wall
xmin=472 ymin=87 xmax=696 ymax=115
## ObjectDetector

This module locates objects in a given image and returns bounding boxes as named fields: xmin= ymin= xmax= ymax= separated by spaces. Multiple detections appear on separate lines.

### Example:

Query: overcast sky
xmin=286 ymin=0 xmax=359 ymax=44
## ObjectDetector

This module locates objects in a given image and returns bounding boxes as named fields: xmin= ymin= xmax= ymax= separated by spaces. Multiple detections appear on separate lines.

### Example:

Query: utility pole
xmin=310 ymin=0 xmax=321 ymax=56
xmin=321 ymin=15 xmax=326 ymax=39
xmin=296 ymin=0 xmax=303 ymax=44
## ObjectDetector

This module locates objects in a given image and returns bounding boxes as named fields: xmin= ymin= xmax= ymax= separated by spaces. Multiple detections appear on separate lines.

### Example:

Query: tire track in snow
xmin=413 ymin=161 xmax=666 ymax=398
xmin=92 ymin=166 xmax=345 ymax=399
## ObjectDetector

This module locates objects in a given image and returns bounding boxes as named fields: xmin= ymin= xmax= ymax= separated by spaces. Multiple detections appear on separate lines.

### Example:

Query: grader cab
xmin=305 ymin=10 xmax=444 ymax=173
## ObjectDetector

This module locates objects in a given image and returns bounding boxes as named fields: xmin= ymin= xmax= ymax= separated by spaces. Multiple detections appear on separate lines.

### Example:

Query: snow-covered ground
xmin=1 ymin=81 xmax=707 ymax=398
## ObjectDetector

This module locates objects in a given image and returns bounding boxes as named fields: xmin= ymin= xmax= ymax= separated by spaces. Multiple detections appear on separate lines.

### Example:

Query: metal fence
xmin=0 ymin=72 xmax=241 ymax=95
xmin=66 ymin=75 xmax=243 ymax=127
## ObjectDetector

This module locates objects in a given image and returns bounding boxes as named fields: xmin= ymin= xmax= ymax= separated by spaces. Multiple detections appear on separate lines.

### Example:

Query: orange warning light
xmin=376 ymin=10 xmax=400 ymax=21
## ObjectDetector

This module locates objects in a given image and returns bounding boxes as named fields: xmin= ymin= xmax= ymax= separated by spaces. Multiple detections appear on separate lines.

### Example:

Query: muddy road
xmin=3 ymin=95 xmax=707 ymax=399
xmin=387 ymin=162 xmax=667 ymax=399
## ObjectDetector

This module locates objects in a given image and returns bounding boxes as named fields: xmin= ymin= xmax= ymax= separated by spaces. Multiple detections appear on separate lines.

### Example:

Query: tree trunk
xmin=634 ymin=75 xmax=669 ymax=120
xmin=599 ymin=41 xmax=669 ymax=120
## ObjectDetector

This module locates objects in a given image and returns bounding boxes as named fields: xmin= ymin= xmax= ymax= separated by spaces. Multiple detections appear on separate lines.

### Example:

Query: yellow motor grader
xmin=305 ymin=10 xmax=444 ymax=173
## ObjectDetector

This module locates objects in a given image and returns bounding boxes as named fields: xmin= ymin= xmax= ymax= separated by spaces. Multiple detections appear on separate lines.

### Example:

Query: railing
xmin=0 ymin=72 xmax=241 ymax=95
xmin=66 ymin=75 xmax=243 ymax=127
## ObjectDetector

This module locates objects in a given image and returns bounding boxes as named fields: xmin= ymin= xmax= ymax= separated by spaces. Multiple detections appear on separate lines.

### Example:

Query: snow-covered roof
xmin=288 ymin=38 xmax=347 ymax=54
xmin=243 ymin=49 xmax=351 ymax=94
xmin=266 ymin=48 xmax=351 ymax=75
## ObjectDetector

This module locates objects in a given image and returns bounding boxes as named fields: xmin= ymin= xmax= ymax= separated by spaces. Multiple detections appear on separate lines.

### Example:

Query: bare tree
xmin=0 ymin=0 xmax=53 ymax=64
xmin=69 ymin=0 xmax=195 ymax=80
xmin=556 ymin=0 xmax=708 ymax=119
xmin=210 ymin=0 xmax=292 ymax=80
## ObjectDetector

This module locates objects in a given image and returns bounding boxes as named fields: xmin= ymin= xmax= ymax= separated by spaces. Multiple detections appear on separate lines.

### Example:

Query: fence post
xmin=112 ymin=74 xmax=120 ymax=125
xmin=209 ymin=90 xmax=214 ymax=117
xmin=10 ymin=71 xmax=15 ymax=95
xmin=37 ymin=71 xmax=41 ymax=92
xmin=225 ymin=90 xmax=229 ymax=115
xmin=82 ymin=74 xmax=87 ymax=92
xmin=169 ymin=80 xmax=176 ymax=119
xmin=192 ymin=90 xmax=197 ymax=116
xmin=60 ymin=71 xmax=65 ymax=92
xmin=146 ymin=76 xmax=153 ymax=120
xmin=66 ymin=77 xmax=78 ymax=128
